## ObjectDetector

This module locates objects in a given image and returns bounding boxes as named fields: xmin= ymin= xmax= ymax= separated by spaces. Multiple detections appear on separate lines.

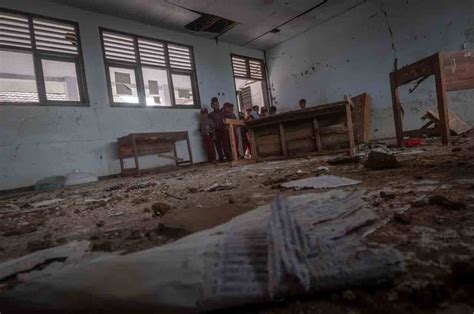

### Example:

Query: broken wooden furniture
xmin=414 ymin=110 xmax=471 ymax=137
xmin=224 ymin=118 xmax=256 ymax=166
xmin=117 ymin=132 xmax=193 ymax=175
xmin=390 ymin=51 xmax=474 ymax=146
xmin=245 ymin=97 xmax=357 ymax=161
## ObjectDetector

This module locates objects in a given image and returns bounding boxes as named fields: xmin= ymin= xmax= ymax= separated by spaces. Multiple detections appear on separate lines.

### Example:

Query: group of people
xmin=199 ymin=97 xmax=279 ymax=162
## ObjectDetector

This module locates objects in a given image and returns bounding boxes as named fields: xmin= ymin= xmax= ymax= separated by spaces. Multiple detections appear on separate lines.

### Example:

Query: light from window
xmin=0 ymin=50 xmax=39 ymax=103
xmin=172 ymin=74 xmax=194 ymax=105
xmin=109 ymin=67 xmax=139 ymax=103
xmin=42 ymin=59 xmax=80 ymax=101
xmin=142 ymin=67 xmax=171 ymax=107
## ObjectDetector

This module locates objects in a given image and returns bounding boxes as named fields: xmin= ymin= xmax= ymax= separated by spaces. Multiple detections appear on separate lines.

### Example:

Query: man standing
xmin=208 ymin=97 xmax=226 ymax=161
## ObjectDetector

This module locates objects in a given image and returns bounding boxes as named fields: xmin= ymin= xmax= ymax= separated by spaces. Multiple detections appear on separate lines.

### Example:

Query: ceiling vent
xmin=184 ymin=12 xmax=237 ymax=35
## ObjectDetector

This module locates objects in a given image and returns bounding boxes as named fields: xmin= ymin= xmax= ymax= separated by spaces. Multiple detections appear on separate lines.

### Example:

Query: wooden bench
xmin=117 ymin=131 xmax=193 ymax=176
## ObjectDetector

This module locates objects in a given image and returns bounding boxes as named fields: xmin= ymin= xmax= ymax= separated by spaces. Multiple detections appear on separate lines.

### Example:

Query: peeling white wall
xmin=266 ymin=0 xmax=474 ymax=139
xmin=0 ymin=0 xmax=263 ymax=190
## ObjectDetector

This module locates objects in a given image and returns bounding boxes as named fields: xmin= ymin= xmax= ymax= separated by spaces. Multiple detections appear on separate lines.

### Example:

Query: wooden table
xmin=237 ymin=96 xmax=358 ymax=163
xmin=390 ymin=50 xmax=474 ymax=146
xmin=117 ymin=131 xmax=193 ymax=175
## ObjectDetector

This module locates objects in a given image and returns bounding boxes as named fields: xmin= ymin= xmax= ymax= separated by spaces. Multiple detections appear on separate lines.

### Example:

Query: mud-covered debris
xmin=27 ymin=239 xmax=53 ymax=252
xmin=342 ymin=290 xmax=357 ymax=301
xmin=364 ymin=151 xmax=400 ymax=170
xmin=31 ymin=198 xmax=63 ymax=208
xmin=380 ymin=191 xmax=396 ymax=200
xmin=205 ymin=182 xmax=234 ymax=192
xmin=96 ymin=220 xmax=105 ymax=227
xmin=451 ymin=258 xmax=474 ymax=283
xmin=126 ymin=181 xmax=157 ymax=192
xmin=428 ymin=195 xmax=466 ymax=211
xmin=327 ymin=156 xmax=361 ymax=165
xmin=151 ymin=202 xmax=172 ymax=216
xmin=411 ymin=198 xmax=428 ymax=207
xmin=187 ymin=187 xmax=198 ymax=193
xmin=393 ymin=212 xmax=411 ymax=225
xmin=281 ymin=175 xmax=360 ymax=190
xmin=131 ymin=197 xmax=149 ymax=205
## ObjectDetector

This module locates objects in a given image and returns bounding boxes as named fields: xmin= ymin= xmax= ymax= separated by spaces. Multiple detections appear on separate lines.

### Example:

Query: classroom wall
xmin=266 ymin=0 xmax=474 ymax=139
xmin=0 ymin=0 xmax=263 ymax=190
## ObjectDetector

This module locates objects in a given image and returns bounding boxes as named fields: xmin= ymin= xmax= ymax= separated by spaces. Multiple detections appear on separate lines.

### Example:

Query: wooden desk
xmin=240 ymin=96 xmax=358 ymax=162
xmin=117 ymin=131 xmax=193 ymax=176
xmin=390 ymin=50 xmax=474 ymax=146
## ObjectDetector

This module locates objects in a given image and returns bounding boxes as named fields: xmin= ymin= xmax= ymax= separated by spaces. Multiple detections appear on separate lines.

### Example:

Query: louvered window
xmin=0 ymin=9 xmax=87 ymax=105
xmin=231 ymin=55 xmax=264 ymax=81
xmin=101 ymin=28 xmax=198 ymax=107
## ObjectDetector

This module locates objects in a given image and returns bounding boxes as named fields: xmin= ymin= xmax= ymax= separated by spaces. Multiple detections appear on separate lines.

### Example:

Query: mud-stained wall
xmin=266 ymin=0 xmax=474 ymax=139
xmin=0 ymin=0 xmax=263 ymax=190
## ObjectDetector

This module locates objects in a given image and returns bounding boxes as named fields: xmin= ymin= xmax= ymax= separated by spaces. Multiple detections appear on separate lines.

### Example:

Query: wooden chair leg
xmin=433 ymin=53 xmax=451 ymax=146
xmin=390 ymin=72 xmax=404 ymax=147
xmin=185 ymin=133 xmax=194 ymax=165
xmin=131 ymin=135 xmax=140 ymax=175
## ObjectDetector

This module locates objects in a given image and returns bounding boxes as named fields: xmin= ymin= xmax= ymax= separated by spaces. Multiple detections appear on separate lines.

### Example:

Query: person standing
xmin=199 ymin=108 xmax=216 ymax=163
xmin=208 ymin=97 xmax=226 ymax=162
xmin=222 ymin=102 xmax=238 ymax=161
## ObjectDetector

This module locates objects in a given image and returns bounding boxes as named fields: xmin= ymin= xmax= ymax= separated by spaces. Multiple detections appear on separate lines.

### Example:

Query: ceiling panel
xmin=50 ymin=0 xmax=366 ymax=50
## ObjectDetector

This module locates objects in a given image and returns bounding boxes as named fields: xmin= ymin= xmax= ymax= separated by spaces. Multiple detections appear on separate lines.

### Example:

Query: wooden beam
xmin=390 ymin=72 xmax=404 ymax=147
xmin=249 ymin=129 xmax=258 ymax=161
xmin=312 ymin=118 xmax=322 ymax=152
xmin=228 ymin=124 xmax=239 ymax=162
xmin=344 ymin=97 xmax=357 ymax=157
xmin=433 ymin=52 xmax=451 ymax=146
xmin=131 ymin=134 xmax=140 ymax=175
xmin=279 ymin=123 xmax=288 ymax=157
xmin=224 ymin=118 xmax=246 ymax=126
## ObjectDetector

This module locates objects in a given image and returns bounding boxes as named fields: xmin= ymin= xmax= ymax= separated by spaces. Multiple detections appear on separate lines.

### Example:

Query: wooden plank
xmin=279 ymin=123 xmax=288 ymax=157
xmin=344 ymin=97 xmax=356 ymax=157
xmin=442 ymin=50 xmax=474 ymax=91
xmin=392 ymin=53 xmax=436 ymax=86
xmin=403 ymin=127 xmax=440 ymax=138
xmin=433 ymin=52 xmax=451 ymax=146
xmin=350 ymin=93 xmax=371 ymax=143
xmin=249 ymin=129 xmax=258 ymax=160
xmin=225 ymin=118 xmax=246 ymax=126
xmin=231 ymin=159 xmax=256 ymax=167
xmin=313 ymin=118 xmax=322 ymax=152
xmin=131 ymin=134 xmax=141 ymax=175
xmin=185 ymin=132 xmax=194 ymax=165
xmin=157 ymin=153 xmax=183 ymax=162
xmin=390 ymin=72 xmax=404 ymax=147
xmin=228 ymin=124 xmax=239 ymax=162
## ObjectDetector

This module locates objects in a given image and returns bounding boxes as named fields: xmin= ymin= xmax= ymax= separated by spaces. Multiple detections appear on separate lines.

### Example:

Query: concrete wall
xmin=0 ymin=0 xmax=263 ymax=190
xmin=266 ymin=0 xmax=474 ymax=139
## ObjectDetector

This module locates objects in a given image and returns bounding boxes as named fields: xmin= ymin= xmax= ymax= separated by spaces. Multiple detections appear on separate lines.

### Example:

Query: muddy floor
xmin=1 ymin=133 xmax=474 ymax=313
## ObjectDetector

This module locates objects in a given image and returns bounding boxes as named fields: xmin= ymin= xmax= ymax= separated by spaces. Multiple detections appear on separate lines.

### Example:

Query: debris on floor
xmin=0 ymin=191 xmax=402 ymax=312
xmin=280 ymin=175 xmax=361 ymax=190
xmin=421 ymin=110 xmax=472 ymax=135
xmin=364 ymin=150 xmax=400 ymax=170
xmin=0 ymin=133 xmax=473 ymax=313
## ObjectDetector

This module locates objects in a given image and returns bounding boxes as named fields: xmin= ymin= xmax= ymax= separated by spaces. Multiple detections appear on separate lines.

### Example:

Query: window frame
xmin=99 ymin=27 xmax=200 ymax=109
xmin=0 ymin=8 xmax=89 ymax=107
xmin=230 ymin=54 xmax=270 ymax=110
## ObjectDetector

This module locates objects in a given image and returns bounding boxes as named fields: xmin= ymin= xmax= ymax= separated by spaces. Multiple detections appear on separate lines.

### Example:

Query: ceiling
xmin=51 ymin=0 xmax=366 ymax=50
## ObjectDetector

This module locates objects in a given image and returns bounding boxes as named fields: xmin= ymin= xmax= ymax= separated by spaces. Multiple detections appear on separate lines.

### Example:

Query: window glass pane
xmin=108 ymin=67 xmax=139 ymax=103
xmin=142 ymin=67 xmax=172 ymax=107
xmin=0 ymin=50 xmax=39 ymax=103
xmin=171 ymin=74 xmax=194 ymax=106
xmin=42 ymin=59 xmax=80 ymax=101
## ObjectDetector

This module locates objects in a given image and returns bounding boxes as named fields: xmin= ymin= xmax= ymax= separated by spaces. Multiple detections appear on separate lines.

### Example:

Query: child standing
xmin=199 ymin=108 xmax=216 ymax=163
xmin=209 ymin=97 xmax=226 ymax=162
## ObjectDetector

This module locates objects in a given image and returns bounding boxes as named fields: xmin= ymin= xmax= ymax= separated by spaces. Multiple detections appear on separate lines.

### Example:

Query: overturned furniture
xmin=245 ymin=96 xmax=363 ymax=162
xmin=416 ymin=110 xmax=471 ymax=137
xmin=390 ymin=51 xmax=474 ymax=146
xmin=117 ymin=131 xmax=193 ymax=176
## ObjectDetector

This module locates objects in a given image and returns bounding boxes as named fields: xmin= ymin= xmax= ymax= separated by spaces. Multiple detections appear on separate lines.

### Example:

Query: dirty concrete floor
xmin=1 ymin=133 xmax=474 ymax=313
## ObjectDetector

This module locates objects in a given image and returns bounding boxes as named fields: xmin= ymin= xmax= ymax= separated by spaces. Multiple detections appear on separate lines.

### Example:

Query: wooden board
xmin=350 ymin=93 xmax=371 ymax=143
